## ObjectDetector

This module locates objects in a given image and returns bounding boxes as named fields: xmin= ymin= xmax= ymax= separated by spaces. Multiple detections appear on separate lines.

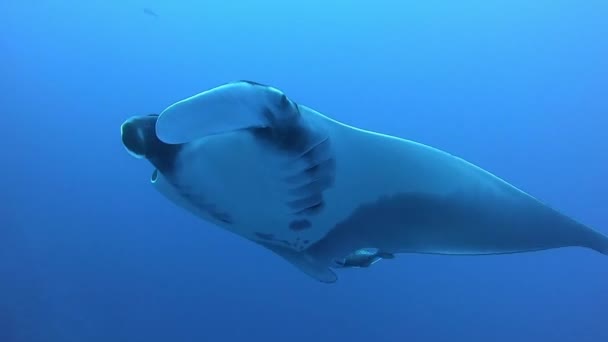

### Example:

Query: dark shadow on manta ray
xmin=268 ymin=190 xmax=608 ymax=283
xmin=321 ymin=191 xmax=607 ymax=253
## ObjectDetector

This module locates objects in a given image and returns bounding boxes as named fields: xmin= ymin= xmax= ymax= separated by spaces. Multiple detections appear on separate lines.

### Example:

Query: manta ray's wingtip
xmin=594 ymin=232 xmax=608 ymax=256
xmin=581 ymin=226 xmax=608 ymax=256
xmin=258 ymin=242 xmax=338 ymax=283
xmin=317 ymin=274 xmax=338 ymax=284
xmin=299 ymin=263 xmax=338 ymax=284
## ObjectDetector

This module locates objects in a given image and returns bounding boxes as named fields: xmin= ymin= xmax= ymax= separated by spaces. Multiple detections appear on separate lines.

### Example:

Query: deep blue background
xmin=1 ymin=1 xmax=607 ymax=341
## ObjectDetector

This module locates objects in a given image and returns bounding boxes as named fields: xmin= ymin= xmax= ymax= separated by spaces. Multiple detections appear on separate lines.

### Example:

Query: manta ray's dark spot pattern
xmin=249 ymin=93 xmax=336 ymax=231
xmin=287 ymin=194 xmax=323 ymax=211
xmin=283 ymin=137 xmax=335 ymax=219
xmin=295 ymin=202 xmax=325 ymax=215
xmin=289 ymin=219 xmax=312 ymax=231
xmin=287 ymin=167 xmax=335 ymax=196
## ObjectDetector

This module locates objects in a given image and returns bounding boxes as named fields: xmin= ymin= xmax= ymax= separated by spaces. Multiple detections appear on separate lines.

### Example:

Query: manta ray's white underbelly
xmin=157 ymin=116 xmax=520 ymax=253
xmin=161 ymin=130 xmax=342 ymax=250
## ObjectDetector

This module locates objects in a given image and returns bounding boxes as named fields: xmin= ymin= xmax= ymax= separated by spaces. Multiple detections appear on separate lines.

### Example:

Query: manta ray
xmin=120 ymin=80 xmax=608 ymax=283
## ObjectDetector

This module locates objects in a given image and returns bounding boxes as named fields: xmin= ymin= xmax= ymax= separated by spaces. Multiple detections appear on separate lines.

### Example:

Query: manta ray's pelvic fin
xmin=259 ymin=242 xmax=337 ymax=283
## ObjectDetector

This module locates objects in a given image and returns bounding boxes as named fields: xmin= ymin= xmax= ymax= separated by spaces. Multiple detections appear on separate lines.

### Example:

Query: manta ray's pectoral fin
xmin=259 ymin=242 xmax=337 ymax=283
xmin=155 ymin=81 xmax=304 ymax=144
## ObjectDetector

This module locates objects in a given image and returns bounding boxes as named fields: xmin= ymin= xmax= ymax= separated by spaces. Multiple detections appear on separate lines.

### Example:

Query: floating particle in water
xmin=143 ymin=8 xmax=158 ymax=18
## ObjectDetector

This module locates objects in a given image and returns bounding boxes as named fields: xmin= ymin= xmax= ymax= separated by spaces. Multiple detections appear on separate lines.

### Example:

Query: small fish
xmin=143 ymin=8 xmax=158 ymax=18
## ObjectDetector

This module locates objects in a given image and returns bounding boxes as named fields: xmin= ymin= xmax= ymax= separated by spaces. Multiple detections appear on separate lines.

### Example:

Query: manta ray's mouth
xmin=150 ymin=169 xmax=158 ymax=183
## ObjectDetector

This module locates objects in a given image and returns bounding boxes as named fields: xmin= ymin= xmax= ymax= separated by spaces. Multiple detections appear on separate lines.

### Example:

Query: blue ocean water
xmin=1 ymin=1 xmax=607 ymax=341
